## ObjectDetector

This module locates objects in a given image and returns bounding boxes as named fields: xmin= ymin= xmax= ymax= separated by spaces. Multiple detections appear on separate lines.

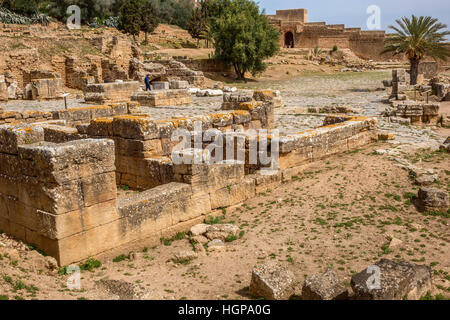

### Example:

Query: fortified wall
xmin=0 ymin=90 xmax=378 ymax=266
xmin=267 ymin=9 xmax=388 ymax=60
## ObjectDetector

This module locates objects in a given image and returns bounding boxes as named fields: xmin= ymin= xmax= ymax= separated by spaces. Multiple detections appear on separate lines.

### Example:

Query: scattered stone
xmin=377 ymin=132 xmax=395 ymax=141
xmin=207 ymin=239 xmax=226 ymax=252
xmin=97 ymin=279 xmax=150 ymax=300
xmin=172 ymin=250 xmax=197 ymax=263
xmin=440 ymin=136 xmax=450 ymax=153
xmin=415 ymin=173 xmax=438 ymax=186
xmin=388 ymin=238 xmax=403 ymax=250
xmin=389 ymin=116 xmax=411 ymax=125
xmin=196 ymin=89 xmax=223 ymax=97
xmin=45 ymin=256 xmax=58 ymax=270
xmin=351 ymin=259 xmax=432 ymax=300
xmin=416 ymin=187 xmax=449 ymax=212
xmin=192 ymin=242 xmax=206 ymax=255
xmin=205 ymin=224 xmax=239 ymax=241
xmin=190 ymin=223 xmax=209 ymax=236
xmin=188 ymin=87 xmax=200 ymax=94
xmin=128 ymin=251 xmax=136 ymax=261
xmin=249 ymin=262 xmax=296 ymax=300
xmin=302 ymin=269 xmax=348 ymax=300
xmin=4 ymin=248 xmax=19 ymax=261
xmin=440 ymin=143 xmax=450 ymax=153
xmin=191 ymin=235 xmax=208 ymax=245
xmin=223 ymin=86 xmax=237 ymax=93
xmin=214 ymin=82 xmax=224 ymax=89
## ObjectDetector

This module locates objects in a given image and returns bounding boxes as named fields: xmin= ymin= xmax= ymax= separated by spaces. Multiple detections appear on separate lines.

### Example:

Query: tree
xmin=383 ymin=15 xmax=450 ymax=85
xmin=187 ymin=7 xmax=204 ymax=47
xmin=148 ymin=0 xmax=193 ymax=29
xmin=208 ymin=0 xmax=279 ymax=80
xmin=118 ymin=0 xmax=142 ymax=40
xmin=3 ymin=0 xmax=38 ymax=15
xmin=141 ymin=0 xmax=159 ymax=44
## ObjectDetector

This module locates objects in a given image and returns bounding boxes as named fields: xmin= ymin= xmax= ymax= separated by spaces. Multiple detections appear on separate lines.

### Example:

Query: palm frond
xmin=383 ymin=15 xmax=450 ymax=62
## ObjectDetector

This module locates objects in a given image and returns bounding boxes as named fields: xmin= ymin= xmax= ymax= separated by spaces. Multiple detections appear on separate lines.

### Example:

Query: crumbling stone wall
xmin=0 ymin=108 xmax=53 ymax=125
xmin=85 ymin=100 xmax=272 ymax=190
xmin=0 ymin=90 xmax=378 ymax=266
xmin=391 ymin=101 xmax=440 ymax=125
xmin=0 ymin=125 xmax=118 ymax=265
xmin=390 ymin=69 xmax=411 ymax=100
xmin=156 ymin=60 xmax=205 ymax=86
xmin=131 ymin=88 xmax=192 ymax=107
xmin=52 ymin=102 xmax=141 ymax=126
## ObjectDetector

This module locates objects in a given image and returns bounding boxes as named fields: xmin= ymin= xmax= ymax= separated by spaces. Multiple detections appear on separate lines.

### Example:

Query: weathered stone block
xmin=112 ymin=115 xmax=159 ymax=140
xmin=84 ymin=81 xmax=140 ymax=104
xmin=114 ymin=137 xmax=163 ymax=158
xmin=42 ymin=125 xmax=83 ymax=143
xmin=416 ymin=187 xmax=449 ymax=213
xmin=152 ymin=81 xmax=170 ymax=90
xmin=34 ymin=200 xmax=119 ymax=240
xmin=87 ymin=118 xmax=114 ymax=137
xmin=249 ymin=262 xmax=296 ymax=300
xmin=18 ymin=139 xmax=115 ymax=184
xmin=169 ymin=80 xmax=189 ymax=89
xmin=302 ymin=269 xmax=348 ymax=300
xmin=351 ymin=259 xmax=432 ymax=300
xmin=30 ymin=78 xmax=63 ymax=100
xmin=0 ymin=124 xmax=44 ymax=154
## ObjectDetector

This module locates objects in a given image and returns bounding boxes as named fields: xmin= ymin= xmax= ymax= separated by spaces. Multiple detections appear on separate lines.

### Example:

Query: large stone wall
xmin=268 ymin=9 xmax=389 ymax=60
xmin=0 ymin=90 xmax=378 ymax=266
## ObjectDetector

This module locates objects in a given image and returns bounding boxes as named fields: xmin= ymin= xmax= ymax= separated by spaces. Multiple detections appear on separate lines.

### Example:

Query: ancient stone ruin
xmin=0 ymin=89 xmax=378 ymax=266
xmin=267 ymin=9 xmax=387 ymax=60
xmin=383 ymin=69 xmax=445 ymax=126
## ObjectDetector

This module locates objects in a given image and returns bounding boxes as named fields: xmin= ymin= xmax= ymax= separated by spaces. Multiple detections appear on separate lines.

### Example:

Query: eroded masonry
xmin=0 ymin=89 xmax=378 ymax=266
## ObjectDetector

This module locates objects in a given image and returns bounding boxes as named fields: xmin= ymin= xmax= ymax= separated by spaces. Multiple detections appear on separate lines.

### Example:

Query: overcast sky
xmin=258 ymin=0 xmax=450 ymax=33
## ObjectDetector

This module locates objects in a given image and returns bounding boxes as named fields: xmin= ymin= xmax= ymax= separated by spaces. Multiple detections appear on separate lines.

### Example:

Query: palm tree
xmin=383 ymin=15 xmax=450 ymax=85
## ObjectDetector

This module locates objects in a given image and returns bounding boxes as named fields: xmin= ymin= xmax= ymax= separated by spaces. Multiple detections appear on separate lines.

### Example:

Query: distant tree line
xmin=0 ymin=0 xmax=193 ymax=29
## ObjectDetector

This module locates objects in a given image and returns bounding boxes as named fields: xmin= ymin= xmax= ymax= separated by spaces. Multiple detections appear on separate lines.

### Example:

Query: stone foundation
xmin=0 ymin=90 xmax=378 ymax=266
xmin=131 ymin=89 xmax=192 ymax=107
xmin=392 ymin=101 xmax=440 ymax=125
xmin=84 ymin=81 xmax=141 ymax=104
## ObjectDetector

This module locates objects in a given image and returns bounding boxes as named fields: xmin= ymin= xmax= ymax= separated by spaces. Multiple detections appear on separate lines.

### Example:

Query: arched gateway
xmin=284 ymin=31 xmax=294 ymax=48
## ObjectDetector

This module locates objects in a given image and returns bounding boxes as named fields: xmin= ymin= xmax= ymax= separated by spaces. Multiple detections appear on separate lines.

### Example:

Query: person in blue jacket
xmin=144 ymin=74 xmax=151 ymax=91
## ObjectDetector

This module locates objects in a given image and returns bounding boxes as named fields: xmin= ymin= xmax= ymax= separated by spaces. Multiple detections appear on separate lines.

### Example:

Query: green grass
xmin=113 ymin=254 xmax=130 ymax=263
xmin=79 ymin=258 xmax=101 ymax=272
xmin=225 ymin=235 xmax=238 ymax=242
xmin=205 ymin=215 xmax=225 ymax=225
